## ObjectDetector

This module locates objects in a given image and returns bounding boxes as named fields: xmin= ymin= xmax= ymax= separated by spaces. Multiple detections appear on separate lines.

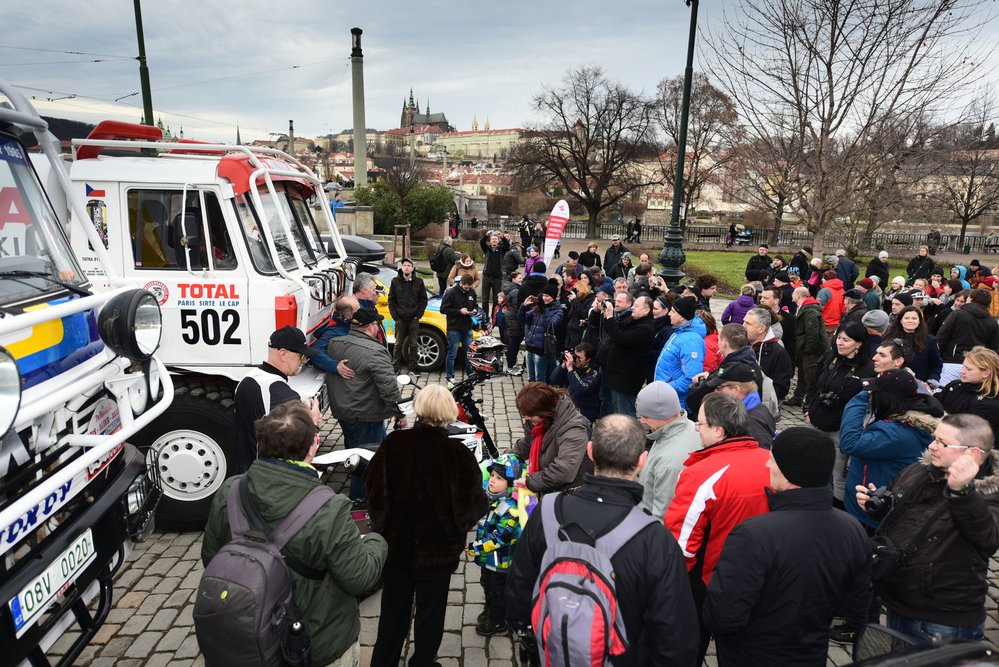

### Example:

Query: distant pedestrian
xmin=579 ymin=241 xmax=601 ymax=269
xmin=432 ymin=236 xmax=458 ymax=294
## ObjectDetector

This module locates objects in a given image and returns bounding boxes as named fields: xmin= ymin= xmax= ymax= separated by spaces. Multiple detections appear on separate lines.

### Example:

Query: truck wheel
xmin=415 ymin=327 xmax=447 ymax=372
xmin=131 ymin=379 xmax=236 ymax=531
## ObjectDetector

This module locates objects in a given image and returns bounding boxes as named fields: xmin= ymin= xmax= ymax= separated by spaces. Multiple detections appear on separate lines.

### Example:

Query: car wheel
xmin=415 ymin=327 xmax=447 ymax=372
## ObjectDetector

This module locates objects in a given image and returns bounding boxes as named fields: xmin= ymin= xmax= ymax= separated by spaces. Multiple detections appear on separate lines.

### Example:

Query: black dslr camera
xmin=818 ymin=391 xmax=841 ymax=409
xmin=865 ymin=486 xmax=895 ymax=517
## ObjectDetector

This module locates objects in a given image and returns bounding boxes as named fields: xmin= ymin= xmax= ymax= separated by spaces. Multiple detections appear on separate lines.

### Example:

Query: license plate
xmin=9 ymin=529 xmax=96 ymax=638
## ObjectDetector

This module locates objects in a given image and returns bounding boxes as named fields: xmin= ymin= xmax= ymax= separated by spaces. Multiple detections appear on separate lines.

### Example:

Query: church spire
xmin=409 ymin=88 xmax=415 ymax=107
xmin=426 ymin=99 xmax=430 ymax=115
xmin=471 ymin=114 xmax=478 ymax=131
xmin=484 ymin=116 xmax=490 ymax=131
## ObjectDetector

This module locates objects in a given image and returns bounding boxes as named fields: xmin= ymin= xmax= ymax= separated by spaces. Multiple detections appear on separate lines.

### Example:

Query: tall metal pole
xmin=133 ymin=0 xmax=154 ymax=127
xmin=659 ymin=0 xmax=699 ymax=286
xmin=350 ymin=28 xmax=368 ymax=188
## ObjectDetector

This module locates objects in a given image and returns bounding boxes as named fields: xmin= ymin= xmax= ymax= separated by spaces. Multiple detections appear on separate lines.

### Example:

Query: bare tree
xmin=929 ymin=93 xmax=999 ymax=245
xmin=508 ymin=66 xmax=658 ymax=237
xmin=657 ymin=73 xmax=741 ymax=217
xmin=706 ymin=0 xmax=990 ymax=251
xmin=373 ymin=154 xmax=427 ymax=226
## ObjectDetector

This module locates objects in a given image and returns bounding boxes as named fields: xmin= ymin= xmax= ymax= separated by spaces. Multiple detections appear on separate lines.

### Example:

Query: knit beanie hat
xmin=636 ymin=382 xmax=682 ymax=421
xmin=858 ymin=278 xmax=875 ymax=290
xmin=672 ymin=296 xmax=698 ymax=321
xmin=861 ymin=309 xmax=890 ymax=333
xmin=772 ymin=427 xmax=835 ymax=488
xmin=892 ymin=292 xmax=913 ymax=308
xmin=773 ymin=271 xmax=790 ymax=283
xmin=542 ymin=278 xmax=560 ymax=299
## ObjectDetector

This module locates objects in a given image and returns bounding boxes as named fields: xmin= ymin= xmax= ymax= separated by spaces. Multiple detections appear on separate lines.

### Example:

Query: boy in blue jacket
xmin=467 ymin=454 xmax=523 ymax=636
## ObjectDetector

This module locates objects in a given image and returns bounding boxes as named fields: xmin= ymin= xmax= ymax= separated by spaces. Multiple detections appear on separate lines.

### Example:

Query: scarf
xmin=528 ymin=422 xmax=546 ymax=474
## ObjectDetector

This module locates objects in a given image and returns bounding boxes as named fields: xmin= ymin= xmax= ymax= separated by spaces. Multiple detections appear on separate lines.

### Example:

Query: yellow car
xmin=366 ymin=265 xmax=481 ymax=371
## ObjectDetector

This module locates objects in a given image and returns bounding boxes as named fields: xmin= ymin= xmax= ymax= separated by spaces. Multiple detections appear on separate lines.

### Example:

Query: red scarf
xmin=528 ymin=422 xmax=546 ymax=474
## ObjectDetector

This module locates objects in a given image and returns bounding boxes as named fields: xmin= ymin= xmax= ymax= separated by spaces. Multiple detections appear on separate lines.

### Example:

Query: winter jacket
xmin=952 ymin=264 xmax=972 ymax=289
xmin=745 ymin=254 xmax=772 ymax=281
xmin=937 ymin=381 xmax=999 ymax=448
xmin=804 ymin=350 xmax=875 ymax=432
xmin=203 ymin=459 xmax=387 ymax=665
xmin=519 ymin=271 xmax=549 ymax=302
xmin=387 ymin=271 xmax=428 ymax=322
xmin=467 ymin=492 xmax=521 ymax=571
xmin=433 ymin=244 xmax=458 ymax=280
xmin=878 ymin=450 xmax=999 ymax=628
xmin=523 ymin=254 xmax=542 ymax=276
xmin=309 ymin=317 xmax=351 ymax=375
xmin=512 ymin=396 xmax=591 ymax=494
xmin=506 ymin=476 xmax=699 ymax=667
xmin=365 ymin=423 xmax=488 ymax=577
xmin=817 ymin=278 xmax=846 ymax=327
xmin=604 ymin=243 xmax=630 ymax=274
xmin=721 ymin=294 xmax=756 ymax=325
xmin=520 ymin=301 xmax=564 ymax=354
xmin=841 ymin=303 xmax=868 ymax=327
xmin=647 ymin=316 xmax=675 ymax=382
xmin=795 ymin=299 xmax=829 ymax=357
xmin=866 ymin=257 xmax=889 ymax=287
xmin=602 ymin=312 xmax=655 ymax=395
xmin=578 ymin=250 xmax=601 ymax=269
xmin=790 ymin=251 xmax=813 ymax=283
xmin=447 ymin=263 xmax=480 ymax=289
xmin=704 ymin=486 xmax=871 ymax=667
xmin=703 ymin=331 xmax=722 ymax=374
xmin=753 ymin=338 xmax=794 ymax=400
xmin=501 ymin=283 xmax=523 ymax=337
xmin=665 ymin=436 xmax=772 ymax=585
xmin=326 ymin=330 xmax=403 ymax=422
xmin=551 ymin=362 xmax=602 ymax=422
xmin=501 ymin=247 xmax=523 ymax=280
xmin=839 ymin=391 xmax=942 ymax=527
xmin=609 ymin=260 xmax=633 ymax=280
xmin=906 ymin=255 xmax=936 ymax=283
xmin=936 ymin=302 xmax=999 ymax=363
xmin=836 ymin=257 xmax=860 ymax=290
xmin=440 ymin=284 xmax=478 ymax=333
xmin=654 ymin=316 xmax=708 ymax=408
xmin=564 ymin=291 xmax=595 ymax=351
xmin=744 ymin=393 xmax=777 ymax=450
xmin=686 ymin=346 xmax=762 ymax=419
xmin=479 ymin=236 xmax=510 ymax=277
xmin=638 ymin=415 xmax=701 ymax=519
xmin=862 ymin=288 xmax=882 ymax=314
xmin=896 ymin=332 xmax=943 ymax=382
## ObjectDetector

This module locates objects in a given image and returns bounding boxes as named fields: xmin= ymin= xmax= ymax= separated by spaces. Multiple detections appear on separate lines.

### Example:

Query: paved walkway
xmin=50 ymin=300 xmax=999 ymax=666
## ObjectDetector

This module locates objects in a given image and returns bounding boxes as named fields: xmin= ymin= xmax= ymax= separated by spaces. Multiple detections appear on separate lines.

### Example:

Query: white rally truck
xmin=37 ymin=120 xmax=354 ymax=530
xmin=0 ymin=83 xmax=172 ymax=664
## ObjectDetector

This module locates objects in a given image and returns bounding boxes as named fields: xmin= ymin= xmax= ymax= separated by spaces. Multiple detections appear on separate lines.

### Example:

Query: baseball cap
xmin=269 ymin=326 xmax=318 ymax=357
xmin=352 ymin=308 xmax=384 ymax=327
xmin=705 ymin=362 xmax=757 ymax=389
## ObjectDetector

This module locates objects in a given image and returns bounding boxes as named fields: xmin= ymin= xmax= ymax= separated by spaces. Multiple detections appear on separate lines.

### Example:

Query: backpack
xmin=530 ymin=493 xmax=657 ymax=666
xmin=429 ymin=244 xmax=447 ymax=273
xmin=194 ymin=478 xmax=334 ymax=667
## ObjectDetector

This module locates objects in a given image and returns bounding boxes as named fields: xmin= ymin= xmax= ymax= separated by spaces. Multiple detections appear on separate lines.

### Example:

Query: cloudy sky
xmin=3 ymin=0 xmax=721 ymax=142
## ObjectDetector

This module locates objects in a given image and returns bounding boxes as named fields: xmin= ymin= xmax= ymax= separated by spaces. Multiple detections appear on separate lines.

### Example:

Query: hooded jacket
xmin=936 ymin=302 xmax=999 ymax=363
xmin=665 ymin=436 xmax=772 ymax=585
xmin=512 ymin=395 xmax=591 ymax=494
xmin=804 ymin=350 xmax=876 ymax=432
xmin=952 ymin=264 xmax=972 ymax=289
xmin=817 ymin=278 xmax=846 ymax=327
xmin=365 ymin=423 xmax=488 ymax=576
xmin=603 ymin=312 xmax=655 ymax=395
xmin=506 ymin=476 xmax=700 ymax=667
xmin=878 ymin=450 xmax=999 ymax=628
xmin=387 ymin=270 xmax=428 ymax=322
xmin=654 ymin=316 xmax=708 ymax=408
xmin=839 ymin=390 xmax=943 ymax=527
xmin=704 ymin=486 xmax=871 ymax=667
xmin=638 ymin=415 xmax=701 ymax=519
xmin=203 ymin=459 xmax=388 ymax=665
xmin=520 ymin=300 xmax=564 ymax=353
xmin=721 ymin=293 xmax=756 ymax=325
xmin=647 ymin=316 xmax=675 ymax=382
xmin=794 ymin=299 xmax=829 ymax=357
xmin=754 ymin=337 xmax=794 ymax=400
xmin=790 ymin=251 xmax=813 ymax=283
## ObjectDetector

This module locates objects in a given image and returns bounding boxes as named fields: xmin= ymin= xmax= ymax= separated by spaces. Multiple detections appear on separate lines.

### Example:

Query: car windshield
xmin=0 ymin=135 xmax=87 ymax=304
xmin=249 ymin=182 xmax=324 ymax=272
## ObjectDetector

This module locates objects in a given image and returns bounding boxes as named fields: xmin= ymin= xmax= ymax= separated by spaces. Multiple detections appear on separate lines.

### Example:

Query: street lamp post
xmin=659 ymin=0 xmax=699 ymax=286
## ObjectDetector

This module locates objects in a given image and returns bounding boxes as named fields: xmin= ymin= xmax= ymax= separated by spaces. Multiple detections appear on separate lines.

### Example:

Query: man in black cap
xmin=234 ymin=325 xmax=321 ymax=473
xmin=745 ymin=243 xmax=771 ymax=282
xmin=327 ymin=308 xmax=407 ymax=497
xmin=790 ymin=245 xmax=813 ymax=285
xmin=704 ymin=428 xmax=871 ymax=666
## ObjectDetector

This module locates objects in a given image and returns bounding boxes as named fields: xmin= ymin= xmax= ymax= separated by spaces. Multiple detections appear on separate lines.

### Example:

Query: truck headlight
xmin=0 ymin=346 xmax=21 ymax=436
xmin=98 ymin=289 xmax=163 ymax=361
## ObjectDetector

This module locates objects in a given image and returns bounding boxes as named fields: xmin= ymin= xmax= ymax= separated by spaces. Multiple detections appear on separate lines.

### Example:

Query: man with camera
xmin=857 ymin=413 xmax=999 ymax=643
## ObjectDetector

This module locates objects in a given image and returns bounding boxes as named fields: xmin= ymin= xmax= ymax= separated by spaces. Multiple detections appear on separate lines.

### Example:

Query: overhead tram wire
xmin=0 ymin=44 xmax=137 ymax=59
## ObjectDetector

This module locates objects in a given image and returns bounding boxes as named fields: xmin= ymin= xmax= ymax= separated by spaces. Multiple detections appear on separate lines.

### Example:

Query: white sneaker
xmin=447 ymin=377 xmax=456 ymax=390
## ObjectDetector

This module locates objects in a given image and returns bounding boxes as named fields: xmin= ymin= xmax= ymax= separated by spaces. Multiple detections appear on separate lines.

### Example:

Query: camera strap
xmin=875 ymin=487 xmax=949 ymax=560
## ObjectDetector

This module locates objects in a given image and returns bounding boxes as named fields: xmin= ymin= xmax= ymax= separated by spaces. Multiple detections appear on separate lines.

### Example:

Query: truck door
xmin=122 ymin=187 xmax=248 ymax=367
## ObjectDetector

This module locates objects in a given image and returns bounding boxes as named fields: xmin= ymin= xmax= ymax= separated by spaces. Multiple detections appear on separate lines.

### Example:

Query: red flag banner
xmin=542 ymin=199 xmax=569 ymax=267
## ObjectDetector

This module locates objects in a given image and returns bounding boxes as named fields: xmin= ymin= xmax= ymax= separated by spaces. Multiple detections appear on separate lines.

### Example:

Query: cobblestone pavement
xmin=51 ymin=299 xmax=999 ymax=666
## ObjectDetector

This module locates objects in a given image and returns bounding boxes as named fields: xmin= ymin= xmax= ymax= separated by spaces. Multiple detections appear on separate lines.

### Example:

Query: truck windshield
xmin=0 ymin=135 xmax=87 ymax=303
xmin=253 ymin=183 xmax=323 ymax=272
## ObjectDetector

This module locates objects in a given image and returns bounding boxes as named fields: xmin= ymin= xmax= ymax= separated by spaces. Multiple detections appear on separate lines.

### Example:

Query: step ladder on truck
xmin=35 ymin=119 xmax=355 ymax=530
xmin=0 ymin=81 xmax=173 ymax=665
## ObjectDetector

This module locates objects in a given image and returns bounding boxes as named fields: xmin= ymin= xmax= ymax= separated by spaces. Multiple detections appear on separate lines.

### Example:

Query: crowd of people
xmin=204 ymin=232 xmax=999 ymax=667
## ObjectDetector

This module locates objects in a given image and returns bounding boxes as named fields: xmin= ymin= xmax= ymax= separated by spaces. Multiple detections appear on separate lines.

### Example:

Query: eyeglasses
xmin=694 ymin=421 xmax=711 ymax=429
xmin=932 ymin=438 xmax=983 ymax=452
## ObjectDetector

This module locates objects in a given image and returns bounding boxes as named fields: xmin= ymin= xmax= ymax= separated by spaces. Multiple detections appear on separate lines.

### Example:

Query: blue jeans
xmin=446 ymin=329 xmax=473 ymax=378
xmin=887 ymin=610 xmax=985 ymax=643
xmin=340 ymin=419 xmax=387 ymax=500
xmin=610 ymin=390 xmax=637 ymax=417
xmin=526 ymin=351 xmax=555 ymax=383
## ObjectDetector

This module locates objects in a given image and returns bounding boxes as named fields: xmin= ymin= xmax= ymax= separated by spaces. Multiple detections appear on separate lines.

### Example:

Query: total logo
xmin=143 ymin=280 xmax=169 ymax=306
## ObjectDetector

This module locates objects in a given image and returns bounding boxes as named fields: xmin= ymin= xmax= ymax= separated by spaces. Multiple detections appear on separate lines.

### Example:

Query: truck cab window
xmin=127 ymin=190 xmax=235 ymax=271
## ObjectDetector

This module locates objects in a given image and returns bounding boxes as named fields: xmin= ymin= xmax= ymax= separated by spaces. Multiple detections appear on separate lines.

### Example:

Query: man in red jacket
xmin=665 ymin=392 xmax=771 ymax=664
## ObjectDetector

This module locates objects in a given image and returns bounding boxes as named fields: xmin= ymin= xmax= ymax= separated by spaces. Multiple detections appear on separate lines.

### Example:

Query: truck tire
xmin=131 ymin=379 xmax=237 ymax=531
xmin=415 ymin=327 xmax=447 ymax=372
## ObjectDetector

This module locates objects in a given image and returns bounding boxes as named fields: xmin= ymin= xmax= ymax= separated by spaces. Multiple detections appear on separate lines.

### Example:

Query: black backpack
xmin=194 ymin=478 xmax=333 ymax=666
xmin=430 ymin=244 xmax=448 ymax=272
